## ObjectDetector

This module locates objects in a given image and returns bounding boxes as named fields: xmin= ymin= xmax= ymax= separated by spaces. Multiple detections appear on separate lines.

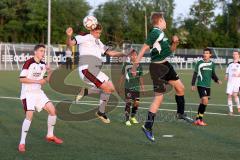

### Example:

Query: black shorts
xmin=149 ymin=61 xmax=179 ymax=93
xmin=197 ymin=86 xmax=211 ymax=98
xmin=125 ymin=88 xmax=140 ymax=100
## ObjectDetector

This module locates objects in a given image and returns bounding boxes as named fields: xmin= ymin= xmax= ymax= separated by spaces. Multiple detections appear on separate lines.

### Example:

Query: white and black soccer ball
xmin=83 ymin=15 xmax=98 ymax=31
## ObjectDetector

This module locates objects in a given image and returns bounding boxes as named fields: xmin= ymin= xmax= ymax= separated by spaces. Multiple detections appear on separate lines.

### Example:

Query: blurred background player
xmin=66 ymin=24 xmax=126 ymax=124
xmin=131 ymin=12 xmax=189 ymax=142
xmin=18 ymin=44 xmax=63 ymax=152
xmin=191 ymin=48 xmax=222 ymax=126
xmin=119 ymin=49 xmax=144 ymax=126
xmin=65 ymin=46 xmax=73 ymax=70
xmin=225 ymin=50 xmax=240 ymax=115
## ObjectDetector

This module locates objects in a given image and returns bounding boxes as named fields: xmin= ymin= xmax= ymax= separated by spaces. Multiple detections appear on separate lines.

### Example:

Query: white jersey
xmin=75 ymin=34 xmax=108 ymax=60
xmin=226 ymin=62 xmax=240 ymax=84
xmin=20 ymin=58 xmax=47 ymax=99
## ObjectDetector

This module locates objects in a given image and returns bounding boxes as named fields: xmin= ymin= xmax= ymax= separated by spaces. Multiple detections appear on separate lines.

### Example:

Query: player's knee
xmin=133 ymin=100 xmax=139 ymax=107
xmin=175 ymin=85 xmax=185 ymax=95
xmin=25 ymin=112 xmax=33 ymax=121
xmin=202 ymin=98 xmax=208 ymax=105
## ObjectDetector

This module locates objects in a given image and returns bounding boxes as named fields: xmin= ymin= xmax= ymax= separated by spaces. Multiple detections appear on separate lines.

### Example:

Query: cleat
xmin=18 ymin=144 xmax=25 ymax=153
xmin=95 ymin=111 xmax=110 ymax=124
xmin=46 ymin=136 xmax=63 ymax=144
xmin=176 ymin=113 xmax=186 ymax=119
xmin=141 ymin=125 xmax=155 ymax=142
xmin=229 ymin=112 xmax=234 ymax=116
xmin=176 ymin=113 xmax=194 ymax=123
xmin=75 ymin=88 xmax=86 ymax=102
xmin=130 ymin=117 xmax=139 ymax=124
xmin=194 ymin=119 xmax=208 ymax=126
xmin=125 ymin=120 xmax=131 ymax=126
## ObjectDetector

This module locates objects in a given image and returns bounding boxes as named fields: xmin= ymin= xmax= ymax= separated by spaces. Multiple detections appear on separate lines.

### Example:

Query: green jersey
xmin=194 ymin=60 xmax=216 ymax=88
xmin=145 ymin=27 xmax=172 ymax=62
xmin=121 ymin=62 xmax=143 ymax=91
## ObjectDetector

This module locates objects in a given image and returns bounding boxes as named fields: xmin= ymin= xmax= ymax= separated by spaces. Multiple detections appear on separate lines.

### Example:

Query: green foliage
xmin=0 ymin=0 xmax=90 ymax=43
xmin=0 ymin=0 xmax=239 ymax=48
xmin=94 ymin=0 xmax=175 ymax=44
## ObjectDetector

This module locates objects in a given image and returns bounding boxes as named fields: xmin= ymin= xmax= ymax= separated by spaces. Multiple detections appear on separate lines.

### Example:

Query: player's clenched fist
xmin=172 ymin=35 xmax=179 ymax=43
xmin=66 ymin=27 xmax=73 ymax=37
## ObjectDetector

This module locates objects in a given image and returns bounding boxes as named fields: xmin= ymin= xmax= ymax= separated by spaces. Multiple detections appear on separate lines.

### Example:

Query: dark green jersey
xmin=122 ymin=62 xmax=143 ymax=91
xmin=145 ymin=27 xmax=172 ymax=62
xmin=194 ymin=60 xmax=216 ymax=88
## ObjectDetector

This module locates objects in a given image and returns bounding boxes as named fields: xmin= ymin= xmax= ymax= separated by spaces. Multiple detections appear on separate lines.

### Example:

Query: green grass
xmin=0 ymin=68 xmax=240 ymax=160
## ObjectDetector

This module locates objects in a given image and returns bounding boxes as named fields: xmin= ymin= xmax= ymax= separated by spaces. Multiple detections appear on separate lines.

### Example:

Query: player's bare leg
xmin=95 ymin=81 xmax=115 ymax=123
xmin=227 ymin=94 xmax=234 ymax=115
xmin=43 ymin=102 xmax=63 ymax=144
xmin=19 ymin=111 xmax=34 ymax=152
xmin=232 ymin=93 xmax=240 ymax=113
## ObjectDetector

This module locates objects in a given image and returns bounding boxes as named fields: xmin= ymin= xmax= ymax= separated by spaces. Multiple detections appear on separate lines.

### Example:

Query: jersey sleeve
xmin=19 ymin=61 xmax=30 ymax=78
xmin=194 ymin=61 xmax=199 ymax=73
xmin=99 ymin=40 xmax=109 ymax=54
xmin=144 ymin=30 xmax=163 ymax=47
xmin=75 ymin=35 xmax=87 ymax=44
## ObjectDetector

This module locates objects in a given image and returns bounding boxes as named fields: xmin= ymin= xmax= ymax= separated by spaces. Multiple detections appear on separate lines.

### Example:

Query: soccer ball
xmin=83 ymin=15 xmax=98 ymax=31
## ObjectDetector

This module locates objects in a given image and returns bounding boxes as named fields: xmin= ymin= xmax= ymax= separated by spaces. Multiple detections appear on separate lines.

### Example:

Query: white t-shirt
xmin=75 ymin=34 xmax=108 ymax=60
xmin=20 ymin=58 xmax=46 ymax=99
xmin=65 ymin=50 xmax=72 ymax=58
xmin=226 ymin=62 xmax=240 ymax=84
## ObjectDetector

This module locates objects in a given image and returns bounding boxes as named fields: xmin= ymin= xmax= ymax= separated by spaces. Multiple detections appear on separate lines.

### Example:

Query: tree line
xmin=0 ymin=0 xmax=239 ymax=48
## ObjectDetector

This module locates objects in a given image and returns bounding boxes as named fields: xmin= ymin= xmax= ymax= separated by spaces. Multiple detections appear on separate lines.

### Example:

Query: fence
xmin=0 ymin=42 xmax=239 ymax=70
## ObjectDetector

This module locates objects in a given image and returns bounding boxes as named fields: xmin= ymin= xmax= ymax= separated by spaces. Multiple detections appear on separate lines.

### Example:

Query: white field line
xmin=0 ymin=96 xmax=239 ymax=117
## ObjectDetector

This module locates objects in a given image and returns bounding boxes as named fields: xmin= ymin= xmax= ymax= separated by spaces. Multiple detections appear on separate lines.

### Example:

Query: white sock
xmin=47 ymin=115 xmax=56 ymax=137
xmin=98 ymin=92 xmax=110 ymax=113
xmin=228 ymin=99 xmax=233 ymax=113
xmin=20 ymin=119 xmax=31 ymax=144
xmin=234 ymin=96 xmax=240 ymax=108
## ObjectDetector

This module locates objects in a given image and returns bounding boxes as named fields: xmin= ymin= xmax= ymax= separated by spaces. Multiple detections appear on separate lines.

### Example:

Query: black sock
xmin=197 ymin=103 xmax=207 ymax=120
xmin=144 ymin=111 xmax=156 ymax=130
xmin=125 ymin=102 xmax=131 ymax=121
xmin=175 ymin=95 xmax=185 ymax=114
xmin=84 ymin=88 xmax=88 ymax=96
xmin=131 ymin=107 xmax=138 ymax=117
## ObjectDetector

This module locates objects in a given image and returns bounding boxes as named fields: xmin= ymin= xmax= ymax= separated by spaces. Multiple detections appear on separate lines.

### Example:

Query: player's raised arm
xmin=66 ymin=27 xmax=77 ymax=47
xmin=170 ymin=35 xmax=180 ymax=52
xmin=105 ymin=50 xmax=126 ymax=57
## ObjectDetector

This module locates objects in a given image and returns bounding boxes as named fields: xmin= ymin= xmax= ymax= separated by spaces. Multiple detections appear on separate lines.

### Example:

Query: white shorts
xmin=226 ymin=82 xmax=240 ymax=95
xmin=21 ymin=90 xmax=50 ymax=112
xmin=78 ymin=65 xmax=109 ymax=88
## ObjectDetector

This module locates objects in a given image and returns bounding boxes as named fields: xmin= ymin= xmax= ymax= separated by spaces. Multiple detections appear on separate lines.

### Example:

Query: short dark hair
xmin=150 ymin=12 xmax=164 ymax=25
xmin=93 ymin=23 xmax=102 ymax=31
xmin=129 ymin=49 xmax=137 ymax=54
xmin=203 ymin=48 xmax=212 ymax=54
xmin=233 ymin=49 xmax=239 ymax=54
xmin=34 ymin=44 xmax=45 ymax=51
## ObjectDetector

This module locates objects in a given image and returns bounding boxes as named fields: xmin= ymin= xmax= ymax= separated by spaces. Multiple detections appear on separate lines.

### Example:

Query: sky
xmin=87 ymin=0 xmax=195 ymax=20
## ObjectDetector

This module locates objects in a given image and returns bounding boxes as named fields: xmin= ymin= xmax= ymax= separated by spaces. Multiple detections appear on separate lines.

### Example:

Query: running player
xmin=18 ymin=44 xmax=63 ymax=152
xmin=66 ymin=24 xmax=125 ymax=123
xmin=131 ymin=12 xmax=189 ymax=142
xmin=119 ymin=49 xmax=144 ymax=126
xmin=191 ymin=48 xmax=222 ymax=126
xmin=225 ymin=50 xmax=240 ymax=115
